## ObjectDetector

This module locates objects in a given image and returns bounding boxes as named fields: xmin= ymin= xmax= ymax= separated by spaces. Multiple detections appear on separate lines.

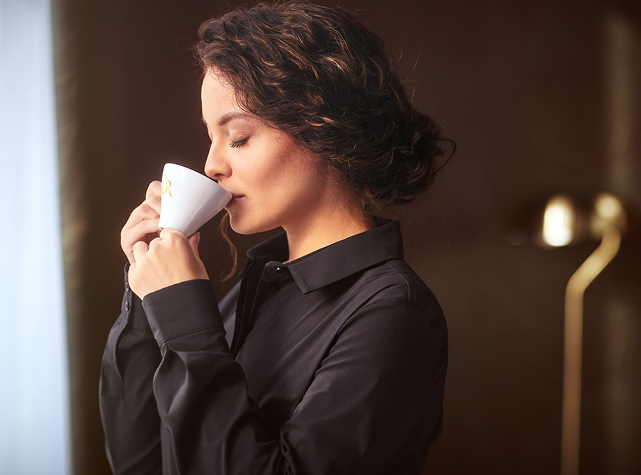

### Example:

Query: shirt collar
xmin=241 ymin=220 xmax=404 ymax=294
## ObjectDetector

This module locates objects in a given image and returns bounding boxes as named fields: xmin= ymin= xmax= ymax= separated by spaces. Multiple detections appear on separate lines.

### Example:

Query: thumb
xmin=188 ymin=232 xmax=201 ymax=259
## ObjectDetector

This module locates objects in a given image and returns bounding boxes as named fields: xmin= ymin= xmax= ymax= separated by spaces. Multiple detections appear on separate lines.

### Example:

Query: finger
xmin=127 ymin=262 xmax=145 ymax=299
xmin=122 ymin=208 xmax=160 ymax=236
xmin=127 ymin=262 xmax=136 ymax=281
xmin=159 ymin=227 xmax=185 ymax=241
xmin=125 ymin=249 xmax=136 ymax=266
xmin=122 ymin=202 xmax=160 ymax=232
xmin=147 ymin=235 xmax=162 ymax=251
xmin=135 ymin=217 xmax=161 ymax=237
xmin=132 ymin=240 xmax=149 ymax=260
xmin=146 ymin=180 xmax=162 ymax=201
xmin=145 ymin=193 xmax=161 ymax=216
xmin=141 ymin=181 xmax=163 ymax=216
xmin=122 ymin=218 xmax=160 ymax=253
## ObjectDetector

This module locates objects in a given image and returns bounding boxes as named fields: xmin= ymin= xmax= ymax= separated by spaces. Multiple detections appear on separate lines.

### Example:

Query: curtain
xmin=0 ymin=0 xmax=70 ymax=473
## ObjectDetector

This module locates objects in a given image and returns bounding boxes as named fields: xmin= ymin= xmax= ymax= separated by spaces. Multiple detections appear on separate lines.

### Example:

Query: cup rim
xmin=163 ymin=162 xmax=229 ymax=193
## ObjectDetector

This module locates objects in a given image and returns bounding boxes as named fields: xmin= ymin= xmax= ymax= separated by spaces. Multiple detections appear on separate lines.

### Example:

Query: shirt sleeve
xmin=138 ymin=278 xmax=447 ymax=475
xmin=99 ymin=265 xmax=163 ymax=475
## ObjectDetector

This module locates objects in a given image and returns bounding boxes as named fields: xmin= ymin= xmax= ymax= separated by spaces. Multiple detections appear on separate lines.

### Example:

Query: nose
xmin=204 ymin=141 xmax=231 ymax=182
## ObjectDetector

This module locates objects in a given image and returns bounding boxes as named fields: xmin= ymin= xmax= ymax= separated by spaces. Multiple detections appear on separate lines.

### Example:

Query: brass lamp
xmin=511 ymin=192 xmax=627 ymax=475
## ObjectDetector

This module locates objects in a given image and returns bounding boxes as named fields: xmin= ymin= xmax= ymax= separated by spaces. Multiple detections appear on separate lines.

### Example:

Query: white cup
xmin=157 ymin=163 xmax=232 ymax=236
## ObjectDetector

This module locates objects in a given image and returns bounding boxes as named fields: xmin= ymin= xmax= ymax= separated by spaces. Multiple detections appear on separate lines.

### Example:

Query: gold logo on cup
xmin=161 ymin=175 xmax=173 ymax=197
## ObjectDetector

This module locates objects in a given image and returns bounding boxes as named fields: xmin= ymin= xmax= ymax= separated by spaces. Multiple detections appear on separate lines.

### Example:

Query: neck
xmin=283 ymin=204 xmax=375 ymax=263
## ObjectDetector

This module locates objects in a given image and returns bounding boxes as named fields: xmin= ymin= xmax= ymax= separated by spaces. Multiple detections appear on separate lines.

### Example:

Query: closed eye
xmin=229 ymin=137 xmax=249 ymax=148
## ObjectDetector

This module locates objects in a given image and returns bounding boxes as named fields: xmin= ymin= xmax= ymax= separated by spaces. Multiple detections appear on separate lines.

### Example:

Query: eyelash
xmin=229 ymin=137 xmax=249 ymax=148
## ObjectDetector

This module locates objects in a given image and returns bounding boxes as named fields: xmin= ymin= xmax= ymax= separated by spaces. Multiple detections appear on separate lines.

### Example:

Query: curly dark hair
xmin=196 ymin=1 xmax=445 ymax=214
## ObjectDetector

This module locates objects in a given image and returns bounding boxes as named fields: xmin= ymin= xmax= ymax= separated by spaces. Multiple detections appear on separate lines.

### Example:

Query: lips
xmin=225 ymin=193 xmax=244 ymax=207
xmin=218 ymin=185 xmax=241 ymax=201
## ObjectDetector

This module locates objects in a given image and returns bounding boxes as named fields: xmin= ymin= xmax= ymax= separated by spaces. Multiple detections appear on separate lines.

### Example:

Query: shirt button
xmin=125 ymin=281 xmax=130 ymax=292
xmin=124 ymin=301 xmax=130 ymax=312
xmin=266 ymin=283 xmax=277 ymax=291
xmin=274 ymin=267 xmax=284 ymax=272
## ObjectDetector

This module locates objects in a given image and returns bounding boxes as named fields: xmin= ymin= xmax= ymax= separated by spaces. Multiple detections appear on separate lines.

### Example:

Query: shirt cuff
xmin=123 ymin=263 xmax=152 ymax=335
xmin=141 ymin=279 xmax=223 ymax=345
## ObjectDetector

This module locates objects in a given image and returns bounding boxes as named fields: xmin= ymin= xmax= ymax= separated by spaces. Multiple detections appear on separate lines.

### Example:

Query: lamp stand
xmin=561 ymin=226 xmax=622 ymax=475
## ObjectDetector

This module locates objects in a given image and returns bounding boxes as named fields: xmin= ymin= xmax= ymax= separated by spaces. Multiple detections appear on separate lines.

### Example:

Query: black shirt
xmin=100 ymin=220 xmax=448 ymax=475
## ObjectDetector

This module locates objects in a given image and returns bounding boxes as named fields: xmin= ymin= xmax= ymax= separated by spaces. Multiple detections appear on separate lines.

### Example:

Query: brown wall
xmin=53 ymin=0 xmax=641 ymax=474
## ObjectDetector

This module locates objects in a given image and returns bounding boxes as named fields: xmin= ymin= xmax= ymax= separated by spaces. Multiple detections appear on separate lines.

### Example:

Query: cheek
xmin=279 ymin=168 xmax=326 ymax=209
xmin=273 ymin=164 xmax=316 ymax=197
xmin=238 ymin=137 xmax=321 ymax=200
xmin=240 ymin=157 xmax=293 ymax=192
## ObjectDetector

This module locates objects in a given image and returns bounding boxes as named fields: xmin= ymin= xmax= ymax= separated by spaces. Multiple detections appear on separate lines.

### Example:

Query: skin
xmin=124 ymin=69 xmax=373 ymax=299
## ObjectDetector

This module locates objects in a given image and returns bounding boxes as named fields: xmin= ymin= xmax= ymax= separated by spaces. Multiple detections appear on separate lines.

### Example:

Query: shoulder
xmin=333 ymin=258 xmax=446 ymax=351
xmin=332 ymin=258 xmax=447 ymax=382
xmin=350 ymin=258 xmax=443 ymax=318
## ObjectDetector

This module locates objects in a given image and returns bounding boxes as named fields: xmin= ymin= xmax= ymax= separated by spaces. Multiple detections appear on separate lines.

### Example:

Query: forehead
xmin=202 ymin=76 xmax=265 ymax=132
xmin=201 ymin=71 xmax=235 ymax=104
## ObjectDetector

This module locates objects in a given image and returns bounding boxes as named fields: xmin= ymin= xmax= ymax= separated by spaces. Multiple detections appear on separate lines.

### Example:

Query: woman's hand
xmin=129 ymin=228 xmax=209 ymax=299
xmin=121 ymin=181 xmax=209 ymax=299
xmin=121 ymin=181 xmax=163 ymax=265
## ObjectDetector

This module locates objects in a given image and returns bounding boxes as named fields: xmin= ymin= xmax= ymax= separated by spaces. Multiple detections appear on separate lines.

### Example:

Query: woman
xmin=100 ymin=2 xmax=448 ymax=474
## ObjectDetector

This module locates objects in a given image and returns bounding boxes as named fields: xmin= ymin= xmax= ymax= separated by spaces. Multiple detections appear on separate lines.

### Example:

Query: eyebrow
xmin=217 ymin=111 xmax=255 ymax=127
xmin=200 ymin=111 xmax=258 ymax=132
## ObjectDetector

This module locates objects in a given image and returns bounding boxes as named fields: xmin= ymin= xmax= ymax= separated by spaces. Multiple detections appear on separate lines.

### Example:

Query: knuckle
xmin=167 ymin=228 xmax=183 ymax=241
xmin=142 ymin=200 xmax=160 ymax=216
xmin=133 ymin=240 xmax=147 ymax=252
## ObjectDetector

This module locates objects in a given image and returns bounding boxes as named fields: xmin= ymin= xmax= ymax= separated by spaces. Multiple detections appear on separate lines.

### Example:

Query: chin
xmin=229 ymin=216 xmax=277 ymax=236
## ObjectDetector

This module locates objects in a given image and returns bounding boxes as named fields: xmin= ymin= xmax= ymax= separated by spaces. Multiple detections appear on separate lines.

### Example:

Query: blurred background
xmin=1 ymin=0 xmax=639 ymax=474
